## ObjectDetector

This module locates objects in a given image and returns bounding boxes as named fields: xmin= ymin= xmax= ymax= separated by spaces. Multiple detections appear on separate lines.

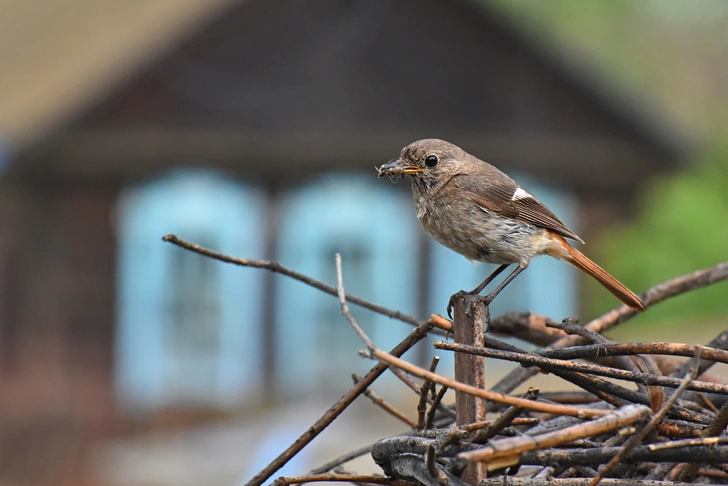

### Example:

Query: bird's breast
xmin=412 ymin=186 xmax=545 ymax=265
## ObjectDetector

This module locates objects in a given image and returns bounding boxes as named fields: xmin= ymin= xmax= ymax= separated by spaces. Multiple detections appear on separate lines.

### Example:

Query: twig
xmin=542 ymin=342 xmax=728 ymax=364
xmin=417 ymin=358 xmax=440 ymax=429
xmin=697 ymin=393 xmax=719 ymax=413
xmin=678 ymin=398 xmax=728 ymax=482
xmin=437 ymin=340 xmax=646 ymax=408
xmin=537 ymin=392 xmax=600 ymax=405
xmin=488 ymin=261 xmax=728 ymax=397
xmin=388 ymin=367 xmax=456 ymax=419
xmin=425 ymin=445 xmax=448 ymax=485
xmin=244 ymin=319 xmax=434 ymax=486
xmin=272 ymin=472 xmax=411 ymax=486
xmin=548 ymin=318 xmax=661 ymax=410
xmin=336 ymin=254 xmax=376 ymax=349
xmin=589 ymin=348 xmax=703 ymax=486
xmin=163 ymin=234 xmax=424 ymax=328
xmin=473 ymin=388 xmax=539 ymax=444
xmin=669 ymin=329 xmax=728 ymax=378
xmin=649 ymin=436 xmax=728 ymax=451
xmin=352 ymin=374 xmax=417 ymax=429
xmin=429 ymin=314 xmax=452 ymax=332
xmin=366 ymin=348 xmax=611 ymax=418
xmin=518 ymin=443 xmax=728 ymax=467
xmin=486 ymin=311 xmax=564 ymax=347
xmin=426 ymin=385 xmax=450 ymax=428
xmin=457 ymin=404 xmax=652 ymax=471
xmin=478 ymin=479 xmax=689 ymax=486
xmin=309 ymin=444 xmax=376 ymax=474
xmin=434 ymin=341 xmax=728 ymax=396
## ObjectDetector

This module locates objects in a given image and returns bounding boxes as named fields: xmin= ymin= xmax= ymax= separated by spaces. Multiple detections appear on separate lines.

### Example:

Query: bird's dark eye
xmin=425 ymin=155 xmax=438 ymax=167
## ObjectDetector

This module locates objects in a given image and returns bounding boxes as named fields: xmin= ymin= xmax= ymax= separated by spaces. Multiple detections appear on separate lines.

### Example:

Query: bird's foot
xmin=447 ymin=292 xmax=495 ymax=331
xmin=447 ymin=291 xmax=495 ymax=318
xmin=447 ymin=290 xmax=471 ymax=319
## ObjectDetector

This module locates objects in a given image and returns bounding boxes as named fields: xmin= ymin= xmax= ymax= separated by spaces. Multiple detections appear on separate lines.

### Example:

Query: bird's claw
xmin=447 ymin=291 xmax=495 ymax=321
xmin=447 ymin=290 xmax=473 ymax=319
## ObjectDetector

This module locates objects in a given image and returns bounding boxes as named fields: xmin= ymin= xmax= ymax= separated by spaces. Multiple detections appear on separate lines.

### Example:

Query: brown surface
xmin=0 ymin=0 xmax=237 ymax=149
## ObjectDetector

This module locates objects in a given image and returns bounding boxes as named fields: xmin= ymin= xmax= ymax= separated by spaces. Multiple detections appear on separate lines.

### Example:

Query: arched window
xmin=115 ymin=170 xmax=265 ymax=412
xmin=275 ymin=175 xmax=420 ymax=395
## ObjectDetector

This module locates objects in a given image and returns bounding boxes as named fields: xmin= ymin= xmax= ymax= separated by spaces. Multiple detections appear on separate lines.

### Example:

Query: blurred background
xmin=0 ymin=0 xmax=726 ymax=485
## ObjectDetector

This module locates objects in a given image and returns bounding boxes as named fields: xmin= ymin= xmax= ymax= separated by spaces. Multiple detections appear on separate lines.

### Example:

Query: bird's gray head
xmin=377 ymin=139 xmax=467 ymax=191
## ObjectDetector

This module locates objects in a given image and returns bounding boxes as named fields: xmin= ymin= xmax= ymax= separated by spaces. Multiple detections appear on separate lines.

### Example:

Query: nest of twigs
xmin=369 ymin=317 xmax=728 ymax=486
xmin=162 ymin=236 xmax=728 ymax=486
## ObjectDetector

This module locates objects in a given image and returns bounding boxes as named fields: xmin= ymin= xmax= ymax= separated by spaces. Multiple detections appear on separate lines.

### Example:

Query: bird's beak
xmin=376 ymin=158 xmax=424 ymax=178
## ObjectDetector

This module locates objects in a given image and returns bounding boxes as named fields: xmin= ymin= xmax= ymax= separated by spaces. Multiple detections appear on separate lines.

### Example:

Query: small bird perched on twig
xmin=377 ymin=139 xmax=644 ymax=317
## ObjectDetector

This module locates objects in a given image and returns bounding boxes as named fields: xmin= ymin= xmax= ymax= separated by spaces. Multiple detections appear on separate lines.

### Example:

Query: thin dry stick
xmin=457 ymin=404 xmax=653 ymax=471
xmin=272 ymin=472 xmax=411 ymax=486
xmin=352 ymin=374 xmax=417 ymax=429
xmin=548 ymin=318 xmax=661 ymax=410
xmin=244 ymin=319 xmax=435 ymax=486
xmin=309 ymin=444 xmax=376 ymax=475
xmin=649 ymin=436 xmax=728 ymax=451
xmin=367 ymin=348 xmax=611 ymax=419
xmin=164 ymin=234 xmax=424 ymax=328
xmin=425 ymin=444 xmax=449 ymax=485
xmin=678 ymin=399 xmax=728 ymax=482
xmin=437 ymin=340 xmax=645 ymax=409
xmin=697 ymin=393 xmax=720 ymax=413
xmin=489 ymin=261 xmax=728 ymax=396
xmin=335 ymin=253 xmax=375 ymax=349
xmin=333 ymin=260 xmax=610 ymax=419
xmin=543 ymin=342 xmax=728 ymax=364
xmin=473 ymin=388 xmax=539 ymax=444
xmin=426 ymin=385 xmax=450 ymax=428
xmin=416 ymin=357 xmax=440 ymax=429
xmin=479 ymin=479 xmax=688 ymax=486
xmin=669 ymin=329 xmax=728 ymax=378
xmin=164 ymin=234 xmax=545 ymax=338
xmin=434 ymin=341 xmax=728 ymax=396
xmin=588 ymin=348 xmax=703 ymax=486
xmin=388 ymin=367 xmax=457 ymax=419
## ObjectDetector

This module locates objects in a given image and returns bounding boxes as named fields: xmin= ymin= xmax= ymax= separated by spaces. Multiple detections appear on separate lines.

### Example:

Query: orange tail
xmin=563 ymin=243 xmax=644 ymax=311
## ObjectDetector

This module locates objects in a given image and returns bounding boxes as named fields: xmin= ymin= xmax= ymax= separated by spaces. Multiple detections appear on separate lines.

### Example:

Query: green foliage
xmin=595 ymin=147 xmax=728 ymax=321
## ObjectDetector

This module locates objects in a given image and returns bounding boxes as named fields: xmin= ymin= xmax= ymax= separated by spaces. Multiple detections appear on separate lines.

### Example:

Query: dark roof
xmin=12 ymin=0 xmax=693 ymax=199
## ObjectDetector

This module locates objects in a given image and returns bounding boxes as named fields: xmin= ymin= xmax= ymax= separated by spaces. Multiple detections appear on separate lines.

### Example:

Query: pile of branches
xmin=371 ymin=322 xmax=728 ymax=486
xmin=163 ymin=235 xmax=728 ymax=486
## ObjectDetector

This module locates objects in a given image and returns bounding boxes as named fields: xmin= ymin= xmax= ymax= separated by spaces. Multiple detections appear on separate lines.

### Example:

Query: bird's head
xmin=377 ymin=139 xmax=466 ymax=191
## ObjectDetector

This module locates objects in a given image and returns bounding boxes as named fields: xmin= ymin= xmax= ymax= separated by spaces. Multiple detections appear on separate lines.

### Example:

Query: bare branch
xmin=163 ymin=234 xmax=423 ymax=327
xmin=272 ymin=472 xmax=412 ymax=486
xmin=434 ymin=341 xmax=728 ymax=396
xmin=336 ymin=254 xmax=376 ymax=350
xmin=353 ymin=374 xmax=417 ymax=429
xmin=367 ymin=348 xmax=611 ymax=419
xmin=589 ymin=348 xmax=702 ymax=485
xmin=457 ymin=404 xmax=652 ymax=470
xmin=244 ymin=319 xmax=435 ymax=486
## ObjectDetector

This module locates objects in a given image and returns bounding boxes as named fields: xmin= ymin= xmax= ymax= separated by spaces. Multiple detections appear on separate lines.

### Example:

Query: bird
xmin=377 ymin=138 xmax=644 ymax=317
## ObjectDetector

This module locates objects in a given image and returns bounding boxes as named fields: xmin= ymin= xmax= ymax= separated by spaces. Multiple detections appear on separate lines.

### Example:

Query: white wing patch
xmin=512 ymin=187 xmax=532 ymax=201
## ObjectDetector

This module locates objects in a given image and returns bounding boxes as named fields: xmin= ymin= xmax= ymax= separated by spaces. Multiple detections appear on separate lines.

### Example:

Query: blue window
xmin=115 ymin=170 xmax=265 ymax=412
xmin=275 ymin=175 xmax=420 ymax=395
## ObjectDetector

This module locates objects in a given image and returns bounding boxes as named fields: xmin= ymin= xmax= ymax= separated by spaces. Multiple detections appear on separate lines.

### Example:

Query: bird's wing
xmin=455 ymin=175 xmax=584 ymax=243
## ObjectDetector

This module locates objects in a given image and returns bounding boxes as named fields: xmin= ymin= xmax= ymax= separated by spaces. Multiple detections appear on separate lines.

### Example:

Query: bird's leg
xmin=471 ymin=264 xmax=510 ymax=295
xmin=477 ymin=262 xmax=529 ymax=331
xmin=447 ymin=264 xmax=510 ymax=319
xmin=480 ymin=261 xmax=529 ymax=304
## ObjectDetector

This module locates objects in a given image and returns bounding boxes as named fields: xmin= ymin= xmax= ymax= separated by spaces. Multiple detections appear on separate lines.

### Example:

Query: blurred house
xmin=0 ymin=0 xmax=690 ymax=484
